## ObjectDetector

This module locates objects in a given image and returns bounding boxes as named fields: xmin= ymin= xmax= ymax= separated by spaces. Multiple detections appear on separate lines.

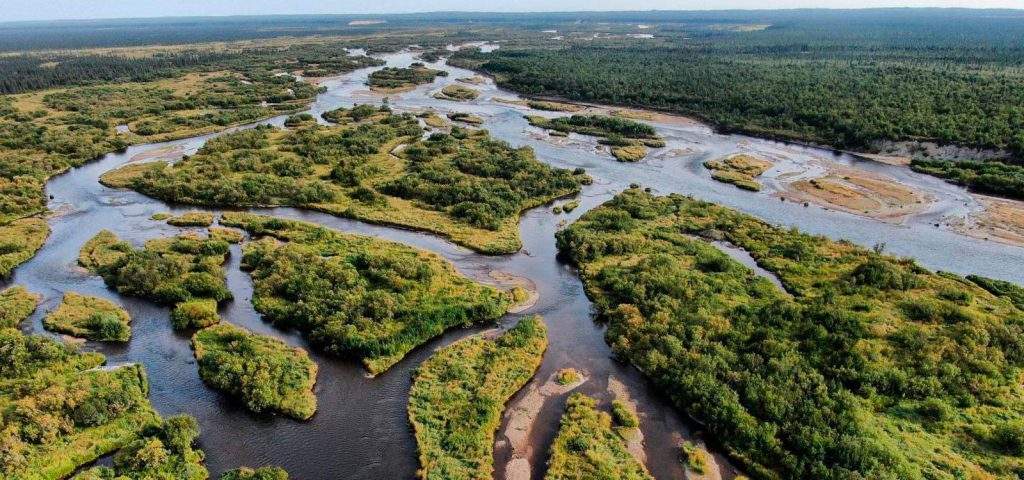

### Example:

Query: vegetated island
xmin=704 ymin=154 xmax=773 ymax=192
xmin=434 ymin=84 xmax=480 ymax=101
xmin=78 ymin=230 xmax=231 ymax=329
xmin=408 ymin=315 xmax=547 ymax=480
xmin=222 ymin=212 xmax=512 ymax=375
xmin=0 ymin=321 xmax=211 ymax=479
xmin=43 ymin=292 xmax=131 ymax=342
xmin=166 ymin=211 xmax=215 ymax=227
xmin=101 ymin=105 xmax=589 ymax=254
xmin=0 ymin=217 xmax=49 ymax=277
xmin=556 ymin=187 xmax=1024 ymax=478
xmin=0 ymin=284 xmax=39 ymax=327
xmin=545 ymin=393 xmax=652 ymax=480
xmin=367 ymin=63 xmax=447 ymax=92
xmin=525 ymin=114 xmax=663 ymax=162
xmin=72 ymin=415 xmax=208 ymax=480
xmin=192 ymin=323 xmax=318 ymax=420
xmin=219 ymin=466 xmax=289 ymax=480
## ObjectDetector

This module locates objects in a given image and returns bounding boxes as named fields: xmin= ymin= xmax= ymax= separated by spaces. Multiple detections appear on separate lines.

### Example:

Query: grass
xmin=610 ymin=145 xmax=648 ymax=162
xmin=209 ymin=226 xmax=244 ymax=243
xmin=680 ymin=441 xmax=709 ymax=475
xmin=436 ymin=84 xmax=480 ymax=101
xmin=545 ymin=393 xmax=653 ymax=480
xmin=610 ymin=400 xmax=639 ymax=429
xmin=704 ymin=154 xmax=773 ymax=192
xmin=101 ymin=108 xmax=588 ymax=254
xmin=447 ymin=112 xmax=484 ymax=125
xmin=43 ymin=292 xmax=131 ymax=342
xmin=0 ymin=285 xmax=39 ymax=328
xmin=367 ymin=64 xmax=445 ymax=91
xmin=0 ymin=217 xmax=49 ymax=278
xmin=408 ymin=316 xmax=547 ymax=480
xmin=556 ymin=187 xmax=1024 ymax=478
xmin=70 ymin=415 xmax=208 ymax=480
xmin=223 ymin=212 xmax=512 ymax=374
xmin=526 ymin=100 xmax=583 ymax=112
xmin=166 ymin=211 xmax=215 ymax=227
xmin=192 ymin=323 xmax=318 ymax=420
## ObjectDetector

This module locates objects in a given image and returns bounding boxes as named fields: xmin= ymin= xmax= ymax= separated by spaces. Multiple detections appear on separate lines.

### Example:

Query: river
xmin=6 ymin=46 xmax=1024 ymax=480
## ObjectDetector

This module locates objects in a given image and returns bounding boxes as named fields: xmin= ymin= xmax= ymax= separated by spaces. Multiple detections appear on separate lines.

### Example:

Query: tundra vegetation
xmin=367 ymin=63 xmax=446 ymax=91
xmin=192 ymin=323 xmax=318 ymax=420
xmin=101 ymin=107 xmax=588 ymax=253
xmin=222 ymin=212 xmax=511 ymax=374
xmin=556 ymin=187 xmax=1024 ymax=479
xmin=408 ymin=316 xmax=547 ymax=480
xmin=78 ymin=230 xmax=231 ymax=327
xmin=0 ymin=285 xmax=39 ymax=328
xmin=525 ymin=114 xmax=662 ymax=162
xmin=166 ymin=211 xmax=215 ymax=227
xmin=219 ymin=466 xmax=289 ymax=480
xmin=0 ymin=218 xmax=48 ymax=277
xmin=446 ymin=112 xmax=484 ymax=125
xmin=0 ymin=326 xmax=166 ymax=479
xmin=72 ymin=415 xmax=208 ymax=480
xmin=43 ymin=292 xmax=131 ymax=342
xmin=704 ymin=154 xmax=773 ymax=192
xmin=435 ymin=84 xmax=480 ymax=101
xmin=545 ymin=393 xmax=653 ymax=480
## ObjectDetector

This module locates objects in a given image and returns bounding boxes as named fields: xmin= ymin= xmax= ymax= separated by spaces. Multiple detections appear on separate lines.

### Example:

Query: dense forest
xmin=223 ymin=212 xmax=510 ymax=374
xmin=910 ymin=159 xmax=1024 ymax=200
xmin=557 ymin=188 xmax=1024 ymax=479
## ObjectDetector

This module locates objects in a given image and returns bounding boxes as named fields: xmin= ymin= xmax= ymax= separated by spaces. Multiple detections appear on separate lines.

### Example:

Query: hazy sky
xmin=4 ymin=0 xmax=1021 ymax=22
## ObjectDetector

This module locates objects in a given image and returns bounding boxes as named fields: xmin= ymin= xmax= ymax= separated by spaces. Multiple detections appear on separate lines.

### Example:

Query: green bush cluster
xmin=72 ymin=415 xmax=207 ymax=480
xmin=78 ymin=230 xmax=231 ymax=330
xmin=220 ymin=466 xmax=289 ymax=480
xmin=556 ymin=188 xmax=1024 ymax=478
xmin=43 ymin=292 xmax=131 ymax=342
xmin=222 ymin=212 xmax=511 ymax=374
xmin=911 ymin=158 xmax=1024 ymax=200
xmin=545 ymin=393 xmax=652 ymax=480
xmin=192 ymin=323 xmax=318 ymax=420
xmin=0 ymin=285 xmax=39 ymax=328
xmin=408 ymin=316 xmax=547 ymax=480
xmin=0 ymin=326 xmax=162 ymax=479
xmin=367 ymin=63 xmax=445 ymax=89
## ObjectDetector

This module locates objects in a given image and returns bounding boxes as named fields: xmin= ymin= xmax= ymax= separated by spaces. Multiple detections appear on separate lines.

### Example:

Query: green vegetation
xmin=166 ymin=211 xmax=215 ymax=227
xmin=192 ymin=323 xmax=318 ymax=420
xmin=224 ymin=212 xmax=511 ymax=374
xmin=72 ymin=415 xmax=207 ymax=480
xmin=610 ymin=401 xmax=638 ymax=429
xmin=367 ymin=63 xmax=446 ymax=91
xmin=79 ymin=230 xmax=231 ymax=328
xmin=284 ymin=113 xmax=316 ymax=127
xmin=526 ymin=100 xmax=582 ymax=112
xmin=0 ymin=327 xmax=163 ymax=479
xmin=911 ymin=159 xmax=1024 ymax=200
xmin=408 ymin=316 xmax=547 ymax=480
xmin=171 ymin=299 xmax=220 ymax=330
xmin=0 ymin=285 xmax=39 ymax=328
xmin=220 ymin=466 xmax=289 ymax=480
xmin=556 ymin=188 xmax=1024 ymax=478
xmin=967 ymin=274 xmax=1024 ymax=310
xmin=555 ymin=368 xmax=582 ymax=386
xmin=436 ymin=84 xmax=480 ymax=101
xmin=446 ymin=112 xmax=484 ymax=125
xmin=526 ymin=114 xmax=661 ymax=162
xmin=210 ymin=226 xmax=245 ymax=244
xmin=102 ymin=108 xmax=587 ymax=254
xmin=705 ymin=154 xmax=773 ymax=192
xmin=0 ymin=218 xmax=49 ymax=277
xmin=680 ymin=441 xmax=708 ymax=475
xmin=150 ymin=212 xmax=171 ymax=221
xmin=43 ymin=292 xmax=131 ymax=342
xmin=545 ymin=393 xmax=652 ymax=480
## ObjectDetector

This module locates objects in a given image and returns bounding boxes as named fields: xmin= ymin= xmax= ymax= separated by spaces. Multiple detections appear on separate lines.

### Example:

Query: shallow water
xmin=7 ymin=47 xmax=1024 ymax=480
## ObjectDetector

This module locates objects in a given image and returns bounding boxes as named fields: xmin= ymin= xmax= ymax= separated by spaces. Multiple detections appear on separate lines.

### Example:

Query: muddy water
xmin=7 ymin=46 xmax=1024 ymax=480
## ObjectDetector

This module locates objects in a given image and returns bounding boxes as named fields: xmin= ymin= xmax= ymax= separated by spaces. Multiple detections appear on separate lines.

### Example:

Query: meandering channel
xmin=6 ymin=46 xmax=1024 ymax=480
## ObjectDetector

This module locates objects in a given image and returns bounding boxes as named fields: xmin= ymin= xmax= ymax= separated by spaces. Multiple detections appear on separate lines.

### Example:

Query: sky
xmin=4 ymin=0 xmax=1021 ymax=22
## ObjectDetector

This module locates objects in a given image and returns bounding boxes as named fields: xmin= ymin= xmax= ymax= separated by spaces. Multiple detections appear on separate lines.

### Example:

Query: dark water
xmin=8 ymin=46 xmax=1024 ymax=480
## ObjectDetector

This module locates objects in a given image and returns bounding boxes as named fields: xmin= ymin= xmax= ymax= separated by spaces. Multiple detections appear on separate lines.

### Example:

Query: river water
xmin=6 ymin=47 xmax=1024 ymax=480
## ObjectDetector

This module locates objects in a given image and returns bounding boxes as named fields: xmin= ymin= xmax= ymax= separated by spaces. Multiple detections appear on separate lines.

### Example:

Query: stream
xmin=6 ymin=46 xmax=1024 ymax=480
